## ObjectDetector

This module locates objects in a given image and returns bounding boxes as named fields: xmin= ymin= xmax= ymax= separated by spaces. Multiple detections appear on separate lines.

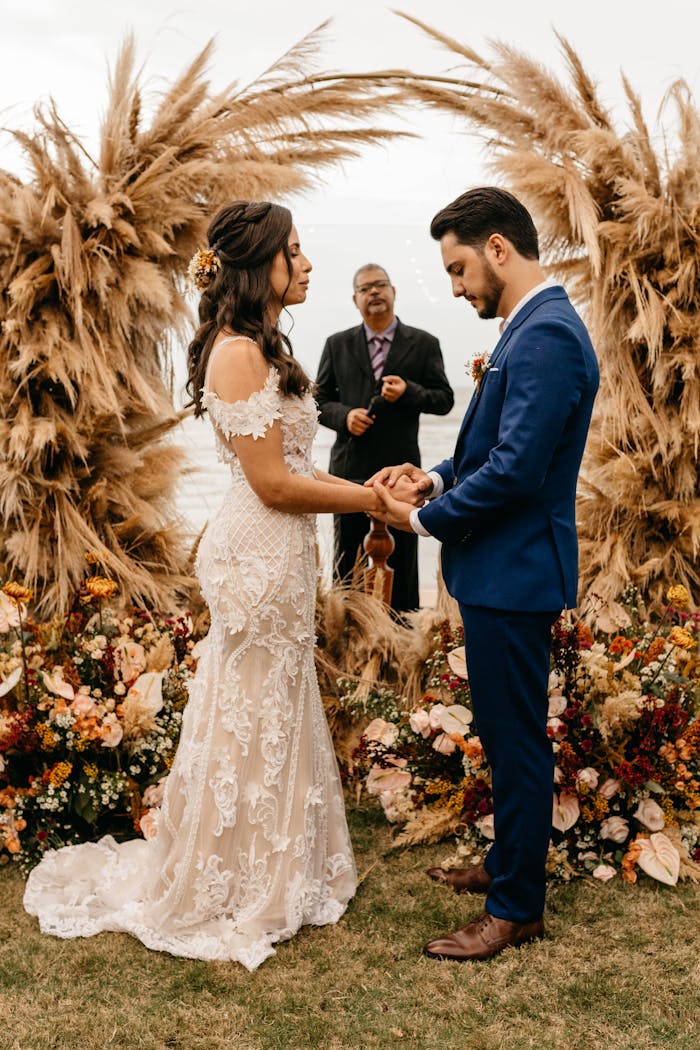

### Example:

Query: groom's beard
xmin=474 ymin=257 xmax=506 ymax=319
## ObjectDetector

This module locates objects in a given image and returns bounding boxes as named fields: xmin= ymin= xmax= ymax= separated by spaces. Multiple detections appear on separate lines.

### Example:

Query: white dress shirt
xmin=408 ymin=278 xmax=560 ymax=536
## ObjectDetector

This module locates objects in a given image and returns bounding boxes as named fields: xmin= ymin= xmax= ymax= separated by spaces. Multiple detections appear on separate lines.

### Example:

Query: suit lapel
xmin=381 ymin=319 xmax=412 ymax=376
xmin=349 ymin=325 xmax=375 ymax=382
xmin=454 ymin=285 xmax=568 ymax=451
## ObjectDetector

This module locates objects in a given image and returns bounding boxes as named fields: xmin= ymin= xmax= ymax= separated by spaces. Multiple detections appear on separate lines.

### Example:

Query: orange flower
xmin=14 ymin=818 xmax=26 ymax=832
xmin=5 ymin=835 xmax=20 ymax=854
xmin=643 ymin=637 xmax=666 ymax=665
xmin=85 ymin=552 xmax=101 ymax=566
xmin=85 ymin=575 xmax=118 ymax=599
xmin=621 ymin=840 xmax=643 ymax=884
xmin=575 ymin=623 xmax=594 ymax=648
xmin=2 ymin=581 xmax=33 ymax=604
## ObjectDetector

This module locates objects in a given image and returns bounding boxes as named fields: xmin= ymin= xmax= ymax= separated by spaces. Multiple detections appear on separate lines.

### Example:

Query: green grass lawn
xmin=1 ymin=798 xmax=699 ymax=1050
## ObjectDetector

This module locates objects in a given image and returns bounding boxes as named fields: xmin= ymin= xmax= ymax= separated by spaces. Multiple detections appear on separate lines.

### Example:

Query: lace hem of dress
xmin=23 ymin=836 xmax=354 ymax=971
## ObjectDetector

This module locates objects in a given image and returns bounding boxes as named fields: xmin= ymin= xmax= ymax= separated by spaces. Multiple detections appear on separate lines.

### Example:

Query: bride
xmin=24 ymin=200 xmax=391 ymax=970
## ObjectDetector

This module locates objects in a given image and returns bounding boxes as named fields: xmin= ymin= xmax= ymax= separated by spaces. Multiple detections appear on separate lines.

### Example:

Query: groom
xmin=369 ymin=187 xmax=599 ymax=961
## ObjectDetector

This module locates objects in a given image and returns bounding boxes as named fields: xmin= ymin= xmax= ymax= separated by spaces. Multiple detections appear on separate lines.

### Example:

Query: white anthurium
xmin=438 ymin=704 xmax=473 ymax=736
xmin=552 ymin=791 xmax=580 ymax=832
xmin=636 ymin=833 xmax=680 ymax=886
xmin=428 ymin=703 xmax=448 ymax=730
xmin=41 ymin=669 xmax=75 ymax=701
xmin=0 ymin=666 xmax=23 ymax=698
xmin=126 ymin=671 xmax=164 ymax=714
xmin=0 ymin=592 xmax=23 ymax=633
xmin=634 ymin=797 xmax=665 ymax=832
xmin=363 ymin=718 xmax=399 ymax=747
xmin=446 ymin=647 xmax=468 ymax=680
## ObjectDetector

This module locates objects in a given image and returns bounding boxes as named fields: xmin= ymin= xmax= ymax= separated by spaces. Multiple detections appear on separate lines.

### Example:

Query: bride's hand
xmin=371 ymin=481 xmax=415 ymax=532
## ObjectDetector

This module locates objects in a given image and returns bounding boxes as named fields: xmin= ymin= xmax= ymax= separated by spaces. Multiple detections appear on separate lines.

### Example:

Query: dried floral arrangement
xmin=350 ymin=587 xmax=700 ymax=887
xmin=0 ymin=565 xmax=198 ymax=871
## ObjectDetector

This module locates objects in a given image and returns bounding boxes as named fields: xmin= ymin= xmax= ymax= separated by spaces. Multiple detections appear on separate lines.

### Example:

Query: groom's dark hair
xmin=430 ymin=187 xmax=539 ymax=260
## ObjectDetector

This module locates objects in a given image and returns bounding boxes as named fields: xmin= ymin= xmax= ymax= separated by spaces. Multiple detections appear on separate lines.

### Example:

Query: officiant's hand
xmin=380 ymin=375 xmax=407 ymax=402
xmin=365 ymin=462 xmax=433 ymax=502
xmin=371 ymin=481 xmax=415 ymax=532
xmin=346 ymin=408 xmax=375 ymax=436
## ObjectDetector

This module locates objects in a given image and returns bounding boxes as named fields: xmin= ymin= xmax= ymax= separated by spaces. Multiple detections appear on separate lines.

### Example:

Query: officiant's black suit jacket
xmin=315 ymin=318 xmax=454 ymax=482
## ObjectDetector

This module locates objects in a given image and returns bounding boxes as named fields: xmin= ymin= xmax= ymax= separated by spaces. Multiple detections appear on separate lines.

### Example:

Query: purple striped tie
xmin=369 ymin=335 xmax=386 ymax=379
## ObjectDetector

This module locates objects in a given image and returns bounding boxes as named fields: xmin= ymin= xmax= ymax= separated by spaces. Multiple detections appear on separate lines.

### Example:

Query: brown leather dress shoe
xmin=426 ymin=864 xmax=492 ymax=894
xmin=423 ymin=911 xmax=544 ymax=962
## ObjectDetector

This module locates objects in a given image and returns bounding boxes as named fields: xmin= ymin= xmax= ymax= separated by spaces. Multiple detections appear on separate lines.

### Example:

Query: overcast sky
xmin=2 ymin=0 xmax=699 ymax=383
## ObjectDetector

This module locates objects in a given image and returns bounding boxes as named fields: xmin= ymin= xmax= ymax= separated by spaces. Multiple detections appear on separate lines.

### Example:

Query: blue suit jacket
xmin=418 ymin=286 xmax=599 ymax=611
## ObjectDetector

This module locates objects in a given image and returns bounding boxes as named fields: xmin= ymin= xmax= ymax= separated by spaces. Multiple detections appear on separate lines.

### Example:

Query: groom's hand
xmin=365 ymin=462 xmax=433 ymax=500
xmin=371 ymin=481 xmax=415 ymax=532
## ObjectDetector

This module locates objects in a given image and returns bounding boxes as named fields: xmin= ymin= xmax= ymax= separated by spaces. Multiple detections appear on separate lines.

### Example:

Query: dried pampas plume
xmin=394 ymin=14 xmax=700 ymax=604
xmin=0 ymin=26 xmax=404 ymax=614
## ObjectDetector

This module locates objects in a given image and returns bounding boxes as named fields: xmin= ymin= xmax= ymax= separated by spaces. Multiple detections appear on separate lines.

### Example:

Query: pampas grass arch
xmin=394 ymin=14 xmax=700 ymax=605
xmin=0 ymin=27 xmax=403 ymax=614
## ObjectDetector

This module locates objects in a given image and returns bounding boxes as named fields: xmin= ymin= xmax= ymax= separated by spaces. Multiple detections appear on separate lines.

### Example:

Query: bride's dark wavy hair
xmin=185 ymin=200 xmax=311 ymax=416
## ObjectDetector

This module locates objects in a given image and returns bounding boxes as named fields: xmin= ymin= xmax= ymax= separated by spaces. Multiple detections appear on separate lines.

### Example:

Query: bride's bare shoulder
xmin=207 ymin=335 xmax=271 ymax=402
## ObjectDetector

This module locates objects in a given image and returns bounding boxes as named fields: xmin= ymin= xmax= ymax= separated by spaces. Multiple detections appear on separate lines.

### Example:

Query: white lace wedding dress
xmin=24 ymin=345 xmax=357 ymax=970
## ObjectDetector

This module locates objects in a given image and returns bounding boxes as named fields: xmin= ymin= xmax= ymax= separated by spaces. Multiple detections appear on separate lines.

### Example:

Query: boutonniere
xmin=468 ymin=351 xmax=492 ymax=386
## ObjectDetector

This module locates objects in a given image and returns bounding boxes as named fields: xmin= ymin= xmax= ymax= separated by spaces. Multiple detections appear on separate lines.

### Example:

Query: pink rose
xmin=432 ymin=733 xmax=457 ymax=755
xmin=592 ymin=864 xmax=617 ymax=882
xmin=576 ymin=767 xmax=600 ymax=791
xmin=99 ymin=713 xmax=124 ymax=748
xmin=548 ymin=694 xmax=568 ymax=718
xmin=142 ymin=776 xmax=168 ymax=809
xmin=600 ymin=816 xmax=629 ymax=843
xmin=71 ymin=694 xmax=98 ymax=718
xmin=115 ymin=641 xmax=147 ymax=685
xmin=409 ymin=708 xmax=431 ymax=738
xmin=139 ymin=809 xmax=159 ymax=839
xmin=478 ymin=813 xmax=495 ymax=840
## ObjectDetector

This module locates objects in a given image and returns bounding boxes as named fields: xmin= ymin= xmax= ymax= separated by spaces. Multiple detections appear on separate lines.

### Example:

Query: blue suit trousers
xmin=459 ymin=604 xmax=560 ymax=923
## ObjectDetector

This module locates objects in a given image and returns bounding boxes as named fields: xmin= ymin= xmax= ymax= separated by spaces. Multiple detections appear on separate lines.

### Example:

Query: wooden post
xmin=363 ymin=516 xmax=395 ymax=606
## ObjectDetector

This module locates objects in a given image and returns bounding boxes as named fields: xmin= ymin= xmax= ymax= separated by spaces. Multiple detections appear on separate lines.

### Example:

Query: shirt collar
xmin=364 ymin=316 xmax=398 ymax=342
xmin=499 ymin=277 xmax=559 ymax=333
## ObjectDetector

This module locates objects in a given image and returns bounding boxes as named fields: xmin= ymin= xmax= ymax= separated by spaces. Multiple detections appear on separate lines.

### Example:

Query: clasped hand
xmin=363 ymin=463 xmax=433 ymax=532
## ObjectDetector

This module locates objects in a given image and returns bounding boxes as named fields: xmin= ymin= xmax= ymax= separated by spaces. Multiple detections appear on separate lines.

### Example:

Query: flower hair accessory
xmin=187 ymin=248 xmax=222 ymax=290
xmin=469 ymin=351 xmax=492 ymax=386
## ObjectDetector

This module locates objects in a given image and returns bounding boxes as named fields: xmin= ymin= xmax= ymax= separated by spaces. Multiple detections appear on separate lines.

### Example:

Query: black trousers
xmin=333 ymin=511 xmax=419 ymax=613
xmin=459 ymin=603 xmax=561 ymax=923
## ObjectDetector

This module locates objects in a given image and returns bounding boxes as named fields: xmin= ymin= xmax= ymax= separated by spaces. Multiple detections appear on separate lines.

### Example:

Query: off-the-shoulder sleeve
xmin=202 ymin=370 xmax=282 ymax=440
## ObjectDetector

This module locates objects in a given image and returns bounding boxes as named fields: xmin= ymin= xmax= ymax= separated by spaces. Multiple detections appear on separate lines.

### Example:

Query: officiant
xmin=315 ymin=263 xmax=454 ymax=612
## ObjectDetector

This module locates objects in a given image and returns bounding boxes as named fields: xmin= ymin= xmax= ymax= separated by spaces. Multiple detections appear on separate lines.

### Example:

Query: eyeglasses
xmin=354 ymin=279 xmax=391 ymax=295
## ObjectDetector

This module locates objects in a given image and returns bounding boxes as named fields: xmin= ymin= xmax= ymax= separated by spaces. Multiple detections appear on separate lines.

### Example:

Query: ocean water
xmin=176 ymin=389 xmax=470 ymax=606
